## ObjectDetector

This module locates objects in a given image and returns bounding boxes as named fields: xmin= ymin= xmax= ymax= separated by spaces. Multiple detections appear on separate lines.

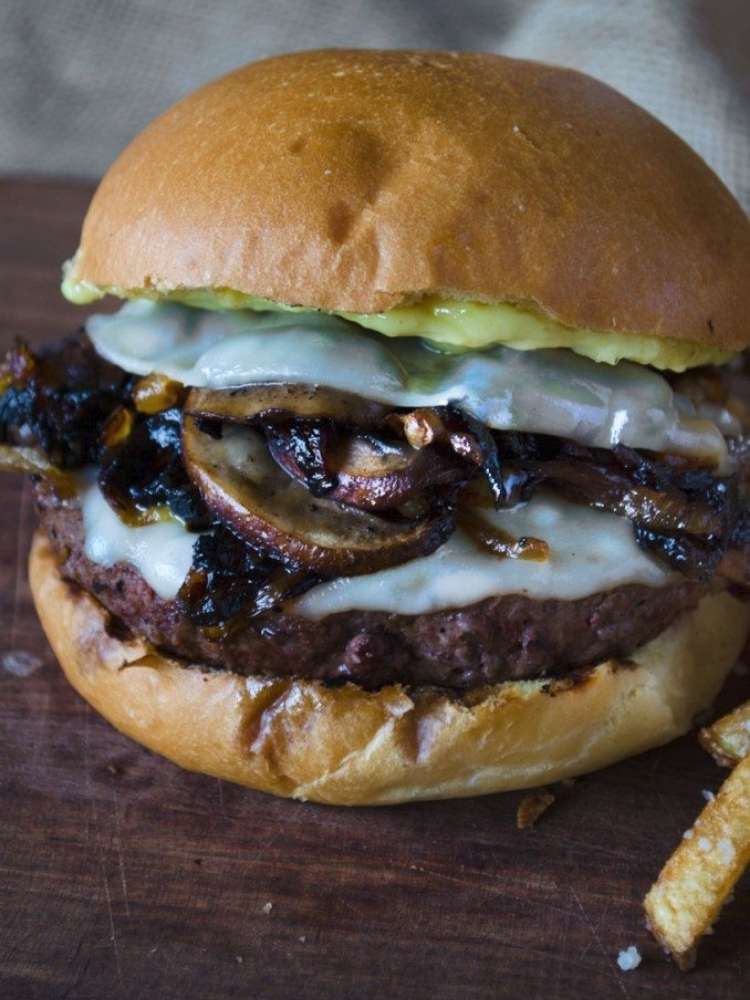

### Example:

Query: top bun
xmin=67 ymin=49 xmax=750 ymax=352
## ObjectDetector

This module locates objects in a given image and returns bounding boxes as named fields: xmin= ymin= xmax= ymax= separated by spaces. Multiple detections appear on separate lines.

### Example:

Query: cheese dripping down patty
xmin=87 ymin=301 xmax=737 ymax=469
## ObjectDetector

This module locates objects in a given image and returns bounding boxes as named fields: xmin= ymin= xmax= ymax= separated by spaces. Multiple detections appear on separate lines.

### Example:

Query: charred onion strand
xmin=99 ymin=408 xmax=209 ymax=529
xmin=265 ymin=419 xmax=336 ymax=497
xmin=177 ymin=523 xmax=314 ymax=629
xmin=536 ymin=459 xmax=724 ymax=536
xmin=267 ymin=420 xmax=471 ymax=511
xmin=0 ymin=443 xmax=77 ymax=496
xmin=0 ymin=338 xmax=132 ymax=467
xmin=459 ymin=507 xmax=550 ymax=562
xmin=132 ymin=372 xmax=186 ymax=414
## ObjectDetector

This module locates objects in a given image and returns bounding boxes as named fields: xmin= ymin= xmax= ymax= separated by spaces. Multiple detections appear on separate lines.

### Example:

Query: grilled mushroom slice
xmin=185 ymin=383 xmax=390 ymax=428
xmin=182 ymin=417 xmax=455 ymax=575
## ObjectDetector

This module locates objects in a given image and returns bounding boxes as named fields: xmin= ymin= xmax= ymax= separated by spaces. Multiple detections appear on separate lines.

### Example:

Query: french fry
xmin=644 ymin=752 xmax=750 ymax=970
xmin=699 ymin=699 xmax=750 ymax=767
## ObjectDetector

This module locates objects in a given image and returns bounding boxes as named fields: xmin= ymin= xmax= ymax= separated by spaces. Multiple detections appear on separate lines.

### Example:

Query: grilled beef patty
xmin=35 ymin=483 xmax=707 ymax=692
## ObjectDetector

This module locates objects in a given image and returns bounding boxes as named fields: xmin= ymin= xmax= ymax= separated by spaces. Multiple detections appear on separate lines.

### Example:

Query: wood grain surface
xmin=1 ymin=177 xmax=749 ymax=1000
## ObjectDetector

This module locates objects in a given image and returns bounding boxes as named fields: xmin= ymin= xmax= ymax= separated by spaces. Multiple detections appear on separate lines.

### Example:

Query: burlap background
xmin=1 ymin=0 xmax=748 ymax=208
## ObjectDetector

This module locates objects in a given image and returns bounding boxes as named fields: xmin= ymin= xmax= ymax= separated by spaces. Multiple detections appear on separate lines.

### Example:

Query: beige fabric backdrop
xmin=1 ymin=0 xmax=748 ymax=208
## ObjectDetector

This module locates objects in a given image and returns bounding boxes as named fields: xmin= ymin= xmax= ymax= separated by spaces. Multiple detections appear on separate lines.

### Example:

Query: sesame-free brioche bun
xmin=30 ymin=532 xmax=750 ymax=806
xmin=65 ymin=49 xmax=750 ymax=354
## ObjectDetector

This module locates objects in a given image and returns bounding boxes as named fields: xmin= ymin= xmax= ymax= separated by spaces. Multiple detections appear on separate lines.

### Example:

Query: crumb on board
xmin=617 ymin=946 xmax=642 ymax=971
xmin=516 ymin=791 xmax=556 ymax=830
xmin=261 ymin=901 xmax=273 ymax=915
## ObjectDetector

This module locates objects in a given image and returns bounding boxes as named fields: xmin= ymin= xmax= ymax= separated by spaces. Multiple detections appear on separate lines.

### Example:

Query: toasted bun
xmin=66 ymin=49 xmax=750 ymax=352
xmin=30 ymin=532 xmax=750 ymax=805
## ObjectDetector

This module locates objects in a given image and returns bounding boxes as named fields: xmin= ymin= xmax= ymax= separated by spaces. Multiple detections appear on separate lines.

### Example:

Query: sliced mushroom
xmin=182 ymin=417 xmax=455 ymax=575
xmin=186 ymin=383 xmax=390 ymax=428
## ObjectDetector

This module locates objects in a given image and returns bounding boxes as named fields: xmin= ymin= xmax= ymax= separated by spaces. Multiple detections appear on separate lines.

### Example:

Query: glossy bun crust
xmin=30 ymin=533 xmax=750 ymax=805
xmin=68 ymin=49 xmax=750 ymax=351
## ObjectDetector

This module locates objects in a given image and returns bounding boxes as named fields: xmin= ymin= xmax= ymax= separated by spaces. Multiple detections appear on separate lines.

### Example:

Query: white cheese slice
xmin=80 ymin=477 xmax=668 ymax=612
xmin=86 ymin=300 xmax=732 ymax=466
xmin=81 ymin=480 xmax=197 ymax=600
xmin=292 ymin=492 xmax=669 ymax=618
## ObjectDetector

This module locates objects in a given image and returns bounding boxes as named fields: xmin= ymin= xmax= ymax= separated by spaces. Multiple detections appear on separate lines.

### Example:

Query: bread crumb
xmin=1 ymin=650 xmax=43 ymax=677
xmin=701 ymin=789 xmax=716 ymax=802
xmin=617 ymin=946 xmax=641 ymax=971
xmin=235 ymin=956 xmax=244 ymax=964
xmin=516 ymin=791 xmax=555 ymax=830
xmin=683 ymin=828 xmax=694 ymax=840
xmin=261 ymin=902 xmax=273 ymax=915
xmin=298 ymin=935 xmax=307 ymax=943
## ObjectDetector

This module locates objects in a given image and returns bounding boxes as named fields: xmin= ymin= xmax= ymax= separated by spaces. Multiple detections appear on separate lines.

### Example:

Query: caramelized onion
xmin=267 ymin=422 xmax=470 ymax=511
xmin=0 ymin=338 xmax=132 ymax=468
xmin=101 ymin=405 xmax=134 ymax=449
xmin=459 ymin=507 xmax=549 ymax=562
xmin=329 ymin=434 xmax=469 ymax=510
xmin=99 ymin=408 xmax=209 ymax=530
xmin=0 ymin=444 xmax=77 ymax=496
xmin=265 ymin=420 xmax=336 ymax=497
xmin=187 ymin=389 xmax=498 ymax=511
xmin=538 ymin=459 xmax=724 ymax=536
xmin=177 ymin=524 xmax=315 ymax=630
xmin=132 ymin=372 xmax=185 ymax=414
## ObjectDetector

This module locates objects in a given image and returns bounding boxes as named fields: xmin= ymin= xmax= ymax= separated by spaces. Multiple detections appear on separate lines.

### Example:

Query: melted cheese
xmin=292 ymin=492 xmax=670 ymax=618
xmin=79 ymin=474 xmax=669 ymax=611
xmin=87 ymin=301 xmax=733 ymax=466
xmin=81 ymin=480 xmax=197 ymax=600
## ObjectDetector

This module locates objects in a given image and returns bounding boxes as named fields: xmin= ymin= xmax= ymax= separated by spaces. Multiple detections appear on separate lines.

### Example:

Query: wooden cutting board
xmin=1 ymin=177 xmax=748 ymax=1000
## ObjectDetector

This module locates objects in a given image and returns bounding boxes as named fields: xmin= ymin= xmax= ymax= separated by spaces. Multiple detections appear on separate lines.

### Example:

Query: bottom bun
xmin=30 ymin=531 xmax=750 ymax=806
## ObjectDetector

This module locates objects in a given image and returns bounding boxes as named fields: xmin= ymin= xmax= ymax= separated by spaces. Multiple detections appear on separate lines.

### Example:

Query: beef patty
xmin=35 ymin=485 xmax=707 ymax=691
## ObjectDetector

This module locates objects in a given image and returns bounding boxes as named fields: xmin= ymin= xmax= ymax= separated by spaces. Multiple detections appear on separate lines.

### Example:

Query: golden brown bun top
xmin=71 ymin=49 xmax=750 ymax=351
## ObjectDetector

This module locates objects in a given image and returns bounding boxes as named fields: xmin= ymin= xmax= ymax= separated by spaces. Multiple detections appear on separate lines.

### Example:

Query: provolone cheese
xmin=86 ymin=301 xmax=733 ymax=466
xmin=293 ymin=492 xmax=670 ymax=618
xmin=81 ymin=480 xmax=197 ymax=600
xmin=79 ymin=475 xmax=669 ymax=613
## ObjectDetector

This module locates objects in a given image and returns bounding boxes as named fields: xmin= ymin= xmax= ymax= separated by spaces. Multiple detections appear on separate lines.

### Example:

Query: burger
xmin=3 ymin=49 xmax=750 ymax=805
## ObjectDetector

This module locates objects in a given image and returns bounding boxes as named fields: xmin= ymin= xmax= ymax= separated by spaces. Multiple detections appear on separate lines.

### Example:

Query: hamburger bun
xmin=30 ymin=531 xmax=750 ymax=806
xmin=65 ymin=49 xmax=750 ymax=352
